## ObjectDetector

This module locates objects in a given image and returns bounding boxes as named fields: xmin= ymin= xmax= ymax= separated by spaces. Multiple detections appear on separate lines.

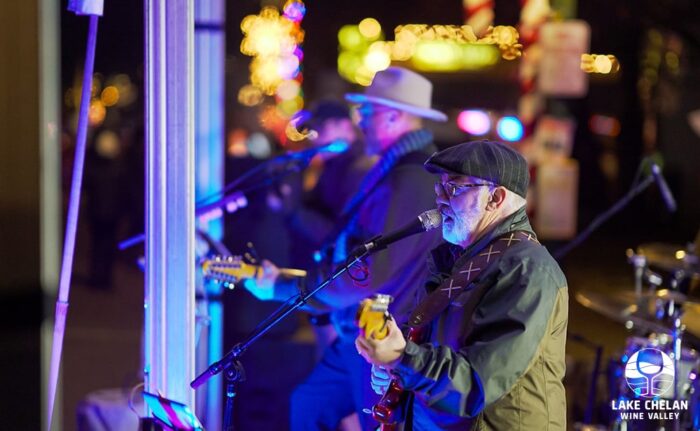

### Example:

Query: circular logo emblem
xmin=624 ymin=348 xmax=674 ymax=398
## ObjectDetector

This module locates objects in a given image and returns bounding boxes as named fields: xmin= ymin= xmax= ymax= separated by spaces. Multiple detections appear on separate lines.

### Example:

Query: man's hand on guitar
xmin=242 ymin=259 xmax=280 ymax=300
xmin=370 ymin=365 xmax=392 ymax=395
xmin=355 ymin=318 xmax=406 ymax=368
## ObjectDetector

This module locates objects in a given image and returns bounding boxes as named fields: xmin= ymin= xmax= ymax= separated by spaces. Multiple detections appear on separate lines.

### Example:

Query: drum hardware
xmin=637 ymin=243 xmax=700 ymax=279
xmin=577 ymin=241 xmax=700 ymax=430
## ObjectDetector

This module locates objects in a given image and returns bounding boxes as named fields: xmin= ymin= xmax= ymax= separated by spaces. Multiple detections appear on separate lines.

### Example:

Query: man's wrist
xmin=389 ymin=340 xmax=426 ymax=388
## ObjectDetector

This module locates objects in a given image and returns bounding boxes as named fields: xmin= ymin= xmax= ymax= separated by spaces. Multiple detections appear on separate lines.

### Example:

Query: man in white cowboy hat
xmin=245 ymin=66 xmax=446 ymax=430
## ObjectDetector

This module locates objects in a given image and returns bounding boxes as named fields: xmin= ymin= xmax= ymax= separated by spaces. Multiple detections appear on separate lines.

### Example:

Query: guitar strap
xmin=407 ymin=231 xmax=541 ymax=330
xmin=377 ymin=231 xmax=540 ymax=431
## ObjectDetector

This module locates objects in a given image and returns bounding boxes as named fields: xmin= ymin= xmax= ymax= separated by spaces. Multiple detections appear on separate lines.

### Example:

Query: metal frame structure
xmin=144 ymin=0 xmax=196 ymax=409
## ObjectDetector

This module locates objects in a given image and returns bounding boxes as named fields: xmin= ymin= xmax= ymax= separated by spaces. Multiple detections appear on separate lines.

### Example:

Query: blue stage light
xmin=496 ymin=116 xmax=524 ymax=142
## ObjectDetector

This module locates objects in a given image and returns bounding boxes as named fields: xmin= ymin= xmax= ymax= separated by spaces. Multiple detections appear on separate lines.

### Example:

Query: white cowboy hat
xmin=345 ymin=67 xmax=448 ymax=122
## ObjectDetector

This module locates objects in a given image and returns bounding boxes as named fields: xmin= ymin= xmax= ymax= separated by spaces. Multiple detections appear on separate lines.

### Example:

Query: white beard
xmin=441 ymin=206 xmax=483 ymax=247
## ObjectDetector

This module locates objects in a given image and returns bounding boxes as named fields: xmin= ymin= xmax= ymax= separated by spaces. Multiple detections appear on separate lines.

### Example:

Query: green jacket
xmin=393 ymin=207 xmax=568 ymax=430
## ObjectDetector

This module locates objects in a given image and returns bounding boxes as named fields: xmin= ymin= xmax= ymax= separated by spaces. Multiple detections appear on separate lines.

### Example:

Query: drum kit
xmin=576 ymin=240 xmax=700 ymax=430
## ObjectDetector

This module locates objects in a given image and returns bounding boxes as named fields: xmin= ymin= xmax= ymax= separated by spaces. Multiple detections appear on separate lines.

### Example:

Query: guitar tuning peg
xmin=228 ymin=283 xmax=236 ymax=290
xmin=215 ymin=256 xmax=221 ymax=262
xmin=227 ymin=256 xmax=233 ymax=262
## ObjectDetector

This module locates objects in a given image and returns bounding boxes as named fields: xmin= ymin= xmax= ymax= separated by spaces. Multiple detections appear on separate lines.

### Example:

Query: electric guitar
xmin=370 ymin=325 xmax=427 ymax=431
xmin=356 ymin=295 xmax=428 ymax=431
xmin=201 ymin=255 xmax=307 ymax=288
xmin=355 ymin=294 xmax=403 ymax=431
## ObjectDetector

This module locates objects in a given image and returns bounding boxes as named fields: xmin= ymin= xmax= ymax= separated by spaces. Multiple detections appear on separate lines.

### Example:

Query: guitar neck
xmin=278 ymin=268 xmax=308 ymax=278
xmin=202 ymin=255 xmax=307 ymax=285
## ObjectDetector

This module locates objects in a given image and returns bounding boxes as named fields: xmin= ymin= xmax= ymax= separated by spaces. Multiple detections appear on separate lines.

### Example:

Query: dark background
xmin=60 ymin=0 xmax=700 ymax=238
xmin=2 ymin=0 xmax=697 ymax=429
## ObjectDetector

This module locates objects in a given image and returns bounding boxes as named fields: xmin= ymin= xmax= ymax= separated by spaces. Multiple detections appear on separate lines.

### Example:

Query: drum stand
xmin=670 ymin=296 xmax=687 ymax=431
xmin=622 ymin=252 xmax=691 ymax=431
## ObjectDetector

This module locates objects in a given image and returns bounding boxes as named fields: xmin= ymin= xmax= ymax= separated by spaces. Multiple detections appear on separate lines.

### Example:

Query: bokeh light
xmin=276 ymin=80 xmax=301 ymax=101
xmin=247 ymin=132 xmax=272 ymax=159
xmin=581 ymin=54 xmax=620 ymax=74
xmin=589 ymin=114 xmax=621 ymax=137
xmin=282 ymin=0 xmax=306 ymax=23
xmin=364 ymin=50 xmax=391 ymax=72
xmin=457 ymin=110 xmax=491 ymax=135
xmin=593 ymin=55 xmax=612 ymax=74
xmin=100 ymin=86 xmax=120 ymax=107
xmin=338 ymin=25 xmax=364 ymax=51
xmin=358 ymin=18 xmax=382 ymax=40
xmin=238 ymin=85 xmax=264 ymax=106
xmin=496 ymin=116 xmax=524 ymax=142
xmin=88 ymin=99 xmax=106 ymax=126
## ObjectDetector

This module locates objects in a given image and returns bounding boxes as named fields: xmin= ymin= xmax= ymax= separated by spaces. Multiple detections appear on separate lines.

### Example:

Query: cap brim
xmin=345 ymin=93 xmax=448 ymax=122
xmin=423 ymin=158 xmax=462 ymax=175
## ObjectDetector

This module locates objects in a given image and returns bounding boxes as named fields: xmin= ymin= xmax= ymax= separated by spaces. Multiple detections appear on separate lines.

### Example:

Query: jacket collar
xmin=428 ymin=205 xmax=534 ymax=276
xmin=452 ymin=206 xmax=534 ymax=267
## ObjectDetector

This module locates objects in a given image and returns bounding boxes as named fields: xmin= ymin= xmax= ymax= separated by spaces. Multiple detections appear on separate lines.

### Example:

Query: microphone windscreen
xmin=419 ymin=209 xmax=442 ymax=231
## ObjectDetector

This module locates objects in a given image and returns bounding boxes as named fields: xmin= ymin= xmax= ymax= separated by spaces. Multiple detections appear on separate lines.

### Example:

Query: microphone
xmin=350 ymin=209 xmax=442 ymax=257
xmin=650 ymin=163 xmax=677 ymax=213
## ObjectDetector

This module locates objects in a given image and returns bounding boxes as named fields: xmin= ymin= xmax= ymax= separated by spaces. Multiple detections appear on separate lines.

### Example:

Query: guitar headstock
xmin=356 ymin=294 xmax=394 ymax=340
xmin=201 ymin=255 xmax=260 ymax=289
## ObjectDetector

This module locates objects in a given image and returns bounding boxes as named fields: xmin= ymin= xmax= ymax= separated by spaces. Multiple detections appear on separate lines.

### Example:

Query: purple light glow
xmin=278 ymin=55 xmax=300 ymax=79
xmin=457 ymin=110 xmax=491 ymax=135
xmin=293 ymin=46 xmax=304 ymax=62
xmin=283 ymin=1 xmax=306 ymax=23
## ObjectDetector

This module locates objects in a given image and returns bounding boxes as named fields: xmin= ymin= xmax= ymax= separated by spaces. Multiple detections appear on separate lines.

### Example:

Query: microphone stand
xmin=553 ymin=172 xmax=655 ymax=261
xmin=190 ymin=247 xmax=374 ymax=431
xmin=118 ymin=152 xmax=317 ymax=250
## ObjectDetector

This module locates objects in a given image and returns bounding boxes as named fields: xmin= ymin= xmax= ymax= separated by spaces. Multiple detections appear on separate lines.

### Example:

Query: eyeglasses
xmin=436 ymin=181 xmax=491 ymax=198
xmin=353 ymin=104 xmax=395 ymax=120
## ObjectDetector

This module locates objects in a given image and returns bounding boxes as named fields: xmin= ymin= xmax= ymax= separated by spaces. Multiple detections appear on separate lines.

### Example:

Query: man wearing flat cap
xmin=245 ymin=67 xmax=446 ymax=430
xmin=356 ymin=140 xmax=568 ymax=430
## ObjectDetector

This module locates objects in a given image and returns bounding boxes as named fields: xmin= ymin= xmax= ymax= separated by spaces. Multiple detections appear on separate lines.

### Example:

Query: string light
xmin=338 ymin=20 xmax=521 ymax=84
xmin=581 ymin=54 xmax=620 ymax=74
xmin=358 ymin=18 xmax=382 ymax=40
xmin=239 ymin=2 xmax=307 ymax=144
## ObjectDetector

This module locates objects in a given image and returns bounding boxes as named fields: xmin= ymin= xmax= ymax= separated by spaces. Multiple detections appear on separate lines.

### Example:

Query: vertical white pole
xmin=194 ymin=0 xmax=225 ymax=427
xmin=144 ymin=0 xmax=196 ymax=407
xmin=40 ymin=0 xmax=61 ymax=428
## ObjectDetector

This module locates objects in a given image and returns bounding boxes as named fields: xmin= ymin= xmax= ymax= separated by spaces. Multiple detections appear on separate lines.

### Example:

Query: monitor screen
xmin=142 ymin=391 xmax=204 ymax=431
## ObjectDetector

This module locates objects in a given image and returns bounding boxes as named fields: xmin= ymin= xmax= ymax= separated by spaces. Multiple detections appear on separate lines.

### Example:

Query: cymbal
xmin=637 ymin=242 xmax=700 ymax=276
xmin=575 ymin=289 xmax=700 ymax=345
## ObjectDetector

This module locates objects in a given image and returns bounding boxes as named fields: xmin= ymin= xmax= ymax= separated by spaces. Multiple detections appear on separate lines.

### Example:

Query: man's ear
xmin=487 ymin=187 xmax=507 ymax=210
